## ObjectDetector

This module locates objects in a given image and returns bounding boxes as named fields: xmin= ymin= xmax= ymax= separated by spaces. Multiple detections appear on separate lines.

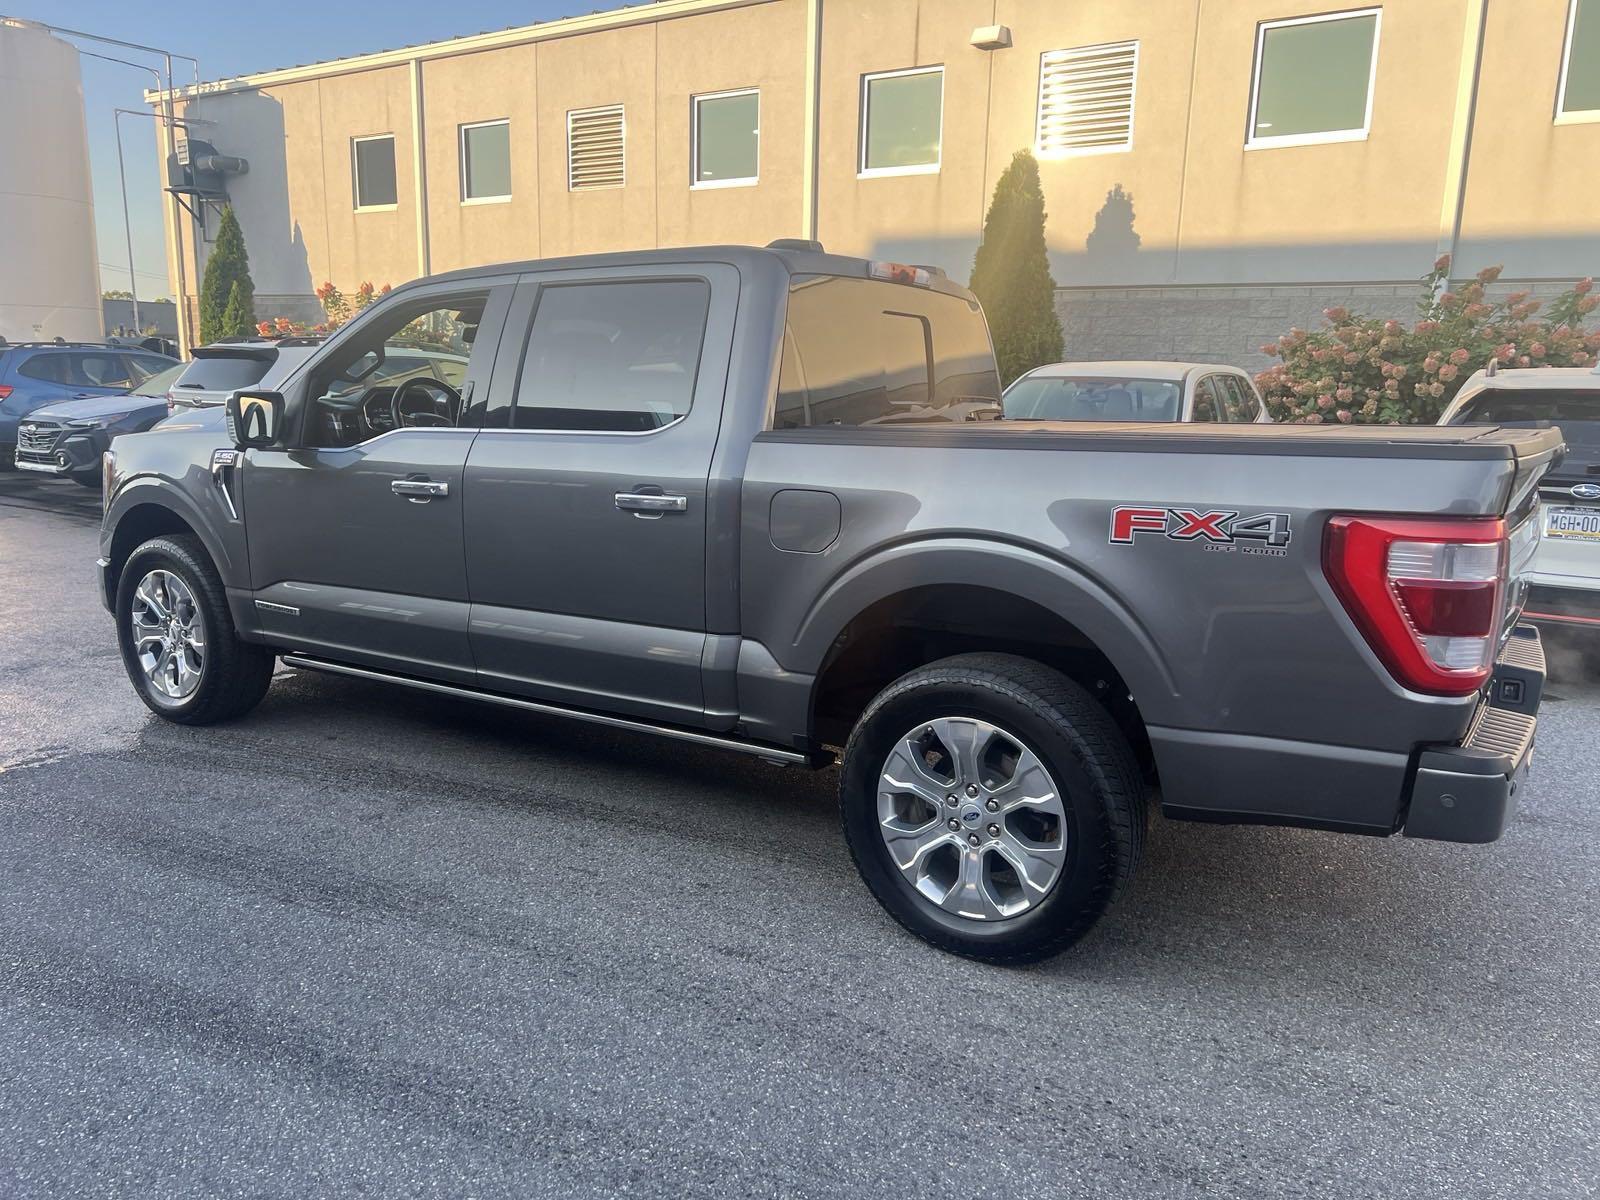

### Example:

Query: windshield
xmin=131 ymin=363 xmax=186 ymax=396
xmin=1003 ymin=376 xmax=1182 ymax=422
xmin=1453 ymin=388 xmax=1600 ymax=426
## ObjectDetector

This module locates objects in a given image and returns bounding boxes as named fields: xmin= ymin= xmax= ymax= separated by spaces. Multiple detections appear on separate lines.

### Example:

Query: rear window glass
xmin=1454 ymin=389 xmax=1600 ymax=425
xmin=173 ymin=355 xmax=273 ymax=392
xmin=774 ymin=276 xmax=999 ymax=428
xmin=1004 ymin=377 xmax=1182 ymax=422
xmin=17 ymin=354 xmax=72 ymax=384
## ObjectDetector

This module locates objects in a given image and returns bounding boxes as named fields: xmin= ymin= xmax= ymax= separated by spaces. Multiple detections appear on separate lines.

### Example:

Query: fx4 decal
xmin=1110 ymin=506 xmax=1293 ymax=553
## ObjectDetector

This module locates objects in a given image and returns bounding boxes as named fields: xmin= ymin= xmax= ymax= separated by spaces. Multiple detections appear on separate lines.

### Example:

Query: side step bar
xmin=280 ymin=653 xmax=827 ymax=768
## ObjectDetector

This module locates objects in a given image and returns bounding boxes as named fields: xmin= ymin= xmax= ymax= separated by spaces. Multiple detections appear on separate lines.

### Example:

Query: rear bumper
xmin=1401 ymin=624 xmax=1543 ymax=844
xmin=1155 ymin=625 xmax=1544 ymax=843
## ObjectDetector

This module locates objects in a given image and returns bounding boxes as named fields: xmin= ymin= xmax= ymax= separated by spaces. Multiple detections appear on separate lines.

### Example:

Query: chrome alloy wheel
xmin=877 ymin=716 xmax=1069 ymax=921
xmin=130 ymin=569 xmax=206 ymax=702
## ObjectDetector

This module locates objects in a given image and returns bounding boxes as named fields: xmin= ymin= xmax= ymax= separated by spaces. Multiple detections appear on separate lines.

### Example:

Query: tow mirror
xmin=226 ymin=390 xmax=284 ymax=449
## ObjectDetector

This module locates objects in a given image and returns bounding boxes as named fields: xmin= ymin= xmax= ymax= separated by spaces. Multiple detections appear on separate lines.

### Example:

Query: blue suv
xmin=0 ymin=341 xmax=178 ymax=469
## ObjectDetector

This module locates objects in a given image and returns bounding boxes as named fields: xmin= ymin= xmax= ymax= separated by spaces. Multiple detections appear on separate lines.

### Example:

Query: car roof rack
xmin=0 ymin=340 xmax=114 ymax=350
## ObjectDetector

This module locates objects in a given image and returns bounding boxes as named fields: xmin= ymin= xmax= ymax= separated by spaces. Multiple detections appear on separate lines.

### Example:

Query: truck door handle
xmin=392 ymin=478 xmax=449 ymax=502
xmin=615 ymin=491 xmax=688 ymax=516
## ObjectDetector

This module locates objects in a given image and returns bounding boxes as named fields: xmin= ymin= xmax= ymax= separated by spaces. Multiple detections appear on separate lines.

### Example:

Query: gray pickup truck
xmin=98 ymin=242 xmax=1556 ymax=961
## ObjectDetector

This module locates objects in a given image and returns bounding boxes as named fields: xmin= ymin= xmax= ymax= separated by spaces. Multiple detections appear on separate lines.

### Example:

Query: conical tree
xmin=970 ymin=150 xmax=1064 ymax=386
xmin=198 ymin=205 xmax=255 ymax=344
xmin=220 ymin=279 xmax=255 ymax=339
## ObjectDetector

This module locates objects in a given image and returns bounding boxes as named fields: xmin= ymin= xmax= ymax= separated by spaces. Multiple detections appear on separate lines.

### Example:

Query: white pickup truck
xmin=1440 ymin=366 xmax=1600 ymax=632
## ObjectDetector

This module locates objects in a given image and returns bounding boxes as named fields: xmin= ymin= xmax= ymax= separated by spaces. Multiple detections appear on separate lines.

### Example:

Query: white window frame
xmin=858 ymin=65 xmax=944 ymax=178
xmin=691 ymin=87 xmax=760 ymax=190
xmin=1557 ymin=0 xmax=1600 ymax=125
xmin=1034 ymin=40 xmax=1140 ymax=159
xmin=351 ymin=133 xmax=398 ymax=212
xmin=459 ymin=119 xmax=512 ymax=205
xmin=1245 ymin=8 xmax=1382 ymax=151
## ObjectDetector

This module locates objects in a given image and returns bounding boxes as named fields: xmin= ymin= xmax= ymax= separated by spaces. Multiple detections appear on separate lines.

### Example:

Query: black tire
xmin=70 ymin=470 xmax=101 ymax=490
xmin=115 ymin=534 xmax=275 ymax=725
xmin=0 ymin=443 xmax=14 ymax=471
xmin=840 ymin=653 xmax=1146 ymax=963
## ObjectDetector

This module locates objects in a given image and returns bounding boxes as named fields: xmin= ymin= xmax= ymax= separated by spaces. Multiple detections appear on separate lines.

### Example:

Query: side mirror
xmin=226 ymin=390 xmax=284 ymax=449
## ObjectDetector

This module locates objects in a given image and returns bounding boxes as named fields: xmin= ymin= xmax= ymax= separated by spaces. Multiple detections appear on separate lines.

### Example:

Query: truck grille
xmin=16 ymin=423 xmax=62 ymax=458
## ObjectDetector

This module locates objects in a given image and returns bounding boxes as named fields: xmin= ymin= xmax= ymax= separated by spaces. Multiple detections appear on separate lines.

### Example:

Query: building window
xmin=568 ymin=105 xmax=626 ymax=191
xmin=352 ymin=134 xmax=397 ymax=210
xmin=1247 ymin=9 xmax=1381 ymax=149
xmin=692 ymin=89 xmax=759 ymax=188
xmin=859 ymin=66 xmax=943 ymax=176
xmin=1559 ymin=0 xmax=1600 ymax=122
xmin=1036 ymin=41 xmax=1139 ymax=157
xmin=460 ymin=120 xmax=512 ymax=203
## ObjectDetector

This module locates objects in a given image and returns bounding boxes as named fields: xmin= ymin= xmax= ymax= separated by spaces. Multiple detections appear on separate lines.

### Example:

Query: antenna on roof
xmin=1485 ymin=357 xmax=1498 ymax=378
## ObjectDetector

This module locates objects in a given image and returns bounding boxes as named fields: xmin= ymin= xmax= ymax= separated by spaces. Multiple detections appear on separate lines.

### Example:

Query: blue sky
xmin=7 ymin=0 xmax=584 ymax=299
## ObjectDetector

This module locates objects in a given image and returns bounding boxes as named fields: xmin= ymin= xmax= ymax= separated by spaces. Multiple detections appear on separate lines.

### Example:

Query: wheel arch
xmin=792 ymin=538 xmax=1178 ymax=762
xmin=104 ymin=483 xmax=235 ymax=603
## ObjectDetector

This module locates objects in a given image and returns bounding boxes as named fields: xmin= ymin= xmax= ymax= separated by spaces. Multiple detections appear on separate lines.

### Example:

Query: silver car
xmin=1002 ymin=360 xmax=1272 ymax=423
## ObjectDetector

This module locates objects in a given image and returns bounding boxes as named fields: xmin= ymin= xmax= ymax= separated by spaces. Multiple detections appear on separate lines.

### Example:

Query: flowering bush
xmin=258 ymin=281 xmax=393 ymax=338
xmin=1255 ymin=257 xmax=1599 ymax=424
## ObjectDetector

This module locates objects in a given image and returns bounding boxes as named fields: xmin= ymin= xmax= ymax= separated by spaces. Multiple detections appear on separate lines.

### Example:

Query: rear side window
xmin=1192 ymin=377 xmax=1225 ymax=422
xmin=774 ymin=275 xmax=999 ymax=428
xmin=511 ymin=280 xmax=711 ymax=432
xmin=173 ymin=355 xmax=274 ymax=392
xmin=1219 ymin=375 xmax=1261 ymax=421
xmin=17 ymin=354 xmax=72 ymax=384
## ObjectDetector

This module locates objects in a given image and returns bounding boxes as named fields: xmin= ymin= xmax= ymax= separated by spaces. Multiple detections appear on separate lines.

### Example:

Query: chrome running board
xmin=280 ymin=653 xmax=823 ymax=768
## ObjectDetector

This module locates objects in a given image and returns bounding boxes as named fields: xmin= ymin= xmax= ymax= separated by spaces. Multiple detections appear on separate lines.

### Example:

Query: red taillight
xmin=1323 ymin=516 xmax=1507 ymax=696
xmin=0 ymin=385 xmax=12 ymax=401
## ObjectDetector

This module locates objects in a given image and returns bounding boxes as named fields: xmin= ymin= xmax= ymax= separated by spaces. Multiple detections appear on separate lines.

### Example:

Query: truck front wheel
xmin=839 ymin=653 xmax=1145 ymax=963
xmin=115 ymin=534 xmax=275 ymax=725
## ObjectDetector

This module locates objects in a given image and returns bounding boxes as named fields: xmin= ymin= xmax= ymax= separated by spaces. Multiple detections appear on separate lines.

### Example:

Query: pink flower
xmin=1323 ymin=306 xmax=1349 ymax=323
xmin=1449 ymin=348 xmax=1471 ymax=365
xmin=1573 ymin=277 xmax=1593 ymax=296
xmin=1336 ymin=409 xmax=1353 ymax=424
xmin=1415 ymin=320 xmax=1439 ymax=334
xmin=1438 ymin=363 xmax=1459 ymax=382
xmin=1434 ymin=253 xmax=1452 ymax=273
xmin=1495 ymin=343 xmax=1516 ymax=362
xmin=1317 ymin=394 xmax=1335 ymax=410
xmin=1530 ymin=342 xmax=1547 ymax=358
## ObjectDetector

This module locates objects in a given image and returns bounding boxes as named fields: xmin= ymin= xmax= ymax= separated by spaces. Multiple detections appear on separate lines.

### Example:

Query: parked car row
xmin=2 ymin=333 xmax=474 ymax=490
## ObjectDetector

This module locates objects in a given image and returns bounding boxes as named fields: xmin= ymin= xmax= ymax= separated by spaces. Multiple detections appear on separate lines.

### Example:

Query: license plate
xmin=1543 ymin=505 xmax=1600 ymax=541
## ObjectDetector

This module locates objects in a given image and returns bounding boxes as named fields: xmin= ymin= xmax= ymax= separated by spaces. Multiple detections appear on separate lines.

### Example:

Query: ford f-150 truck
xmin=97 ymin=242 xmax=1556 ymax=962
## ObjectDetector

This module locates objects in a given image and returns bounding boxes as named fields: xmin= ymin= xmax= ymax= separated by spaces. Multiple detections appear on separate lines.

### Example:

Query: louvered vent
xmin=1036 ymin=41 xmax=1139 ymax=156
xmin=568 ymin=105 xmax=626 ymax=190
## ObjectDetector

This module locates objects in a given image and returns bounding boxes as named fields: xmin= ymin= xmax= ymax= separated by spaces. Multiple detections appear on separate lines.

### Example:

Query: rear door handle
xmin=615 ymin=491 xmax=688 ymax=516
xmin=392 ymin=478 xmax=449 ymax=502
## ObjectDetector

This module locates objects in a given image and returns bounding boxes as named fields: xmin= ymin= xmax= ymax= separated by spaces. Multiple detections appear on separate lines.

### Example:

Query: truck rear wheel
xmin=839 ymin=653 xmax=1145 ymax=963
xmin=115 ymin=534 xmax=275 ymax=725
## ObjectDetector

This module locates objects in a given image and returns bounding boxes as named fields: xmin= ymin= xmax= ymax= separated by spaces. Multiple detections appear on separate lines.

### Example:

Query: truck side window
xmin=1192 ymin=377 xmax=1225 ymax=422
xmin=774 ymin=275 xmax=1000 ymax=428
xmin=1219 ymin=375 xmax=1260 ymax=422
xmin=511 ymin=280 xmax=711 ymax=432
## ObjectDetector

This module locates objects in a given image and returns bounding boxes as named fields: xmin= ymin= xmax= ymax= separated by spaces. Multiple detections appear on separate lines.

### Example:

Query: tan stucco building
xmin=154 ymin=0 xmax=1600 ymax=365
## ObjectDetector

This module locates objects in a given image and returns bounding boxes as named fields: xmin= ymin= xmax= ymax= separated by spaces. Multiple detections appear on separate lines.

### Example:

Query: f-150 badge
xmin=1110 ymin=506 xmax=1292 ymax=552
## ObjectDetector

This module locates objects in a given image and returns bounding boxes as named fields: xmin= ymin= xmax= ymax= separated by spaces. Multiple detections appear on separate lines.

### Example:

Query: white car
xmin=1002 ymin=360 xmax=1271 ymax=424
xmin=1439 ymin=365 xmax=1600 ymax=631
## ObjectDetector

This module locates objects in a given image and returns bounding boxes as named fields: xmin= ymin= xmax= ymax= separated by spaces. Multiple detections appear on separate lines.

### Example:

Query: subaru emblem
xmin=1572 ymin=483 xmax=1600 ymax=501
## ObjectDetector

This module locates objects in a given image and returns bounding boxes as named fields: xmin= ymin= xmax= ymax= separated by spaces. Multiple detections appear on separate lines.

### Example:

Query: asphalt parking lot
xmin=1 ymin=470 xmax=1597 ymax=1199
